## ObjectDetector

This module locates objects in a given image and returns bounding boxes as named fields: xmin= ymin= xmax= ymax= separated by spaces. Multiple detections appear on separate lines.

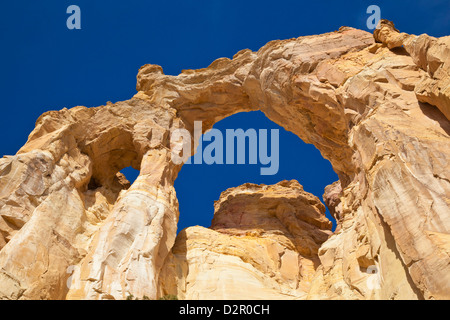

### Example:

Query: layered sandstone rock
xmin=158 ymin=180 xmax=332 ymax=299
xmin=0 ymin=21 xmax=449 ymax=299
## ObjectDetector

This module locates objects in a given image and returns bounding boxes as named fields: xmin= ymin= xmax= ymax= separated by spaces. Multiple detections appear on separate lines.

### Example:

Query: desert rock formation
xmin=0 ymin=20 xmax=449 ymax=299
xmin=158 ymin=180 xmax=332 ymax=299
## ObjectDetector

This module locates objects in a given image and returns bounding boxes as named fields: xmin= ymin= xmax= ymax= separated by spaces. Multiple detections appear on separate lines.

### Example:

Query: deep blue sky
xmin=1 ymin=1 xmax=448 ymax=231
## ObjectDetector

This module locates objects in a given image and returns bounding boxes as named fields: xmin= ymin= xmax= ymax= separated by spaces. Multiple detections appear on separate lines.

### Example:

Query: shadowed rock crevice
xmin=374 ymin=205 xmax=424 ymax=300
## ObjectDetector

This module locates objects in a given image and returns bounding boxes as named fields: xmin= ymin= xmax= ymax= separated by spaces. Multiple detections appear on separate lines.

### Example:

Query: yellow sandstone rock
xmin=0 ymin=21 xmax=449 ymax=299
xmin=158 ymin=181 xmax=332 ymax=299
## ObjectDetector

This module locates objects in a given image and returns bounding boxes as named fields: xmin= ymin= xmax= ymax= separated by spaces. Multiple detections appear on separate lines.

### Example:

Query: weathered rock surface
xmin=158 ymin=180 xmax=332 ymax=299
xmin=0 ymin=21 xmax=449 ymax=299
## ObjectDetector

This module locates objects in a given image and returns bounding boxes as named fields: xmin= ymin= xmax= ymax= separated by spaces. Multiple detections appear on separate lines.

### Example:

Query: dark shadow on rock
xmin=419 ymin=102 xmax=450 ymax=136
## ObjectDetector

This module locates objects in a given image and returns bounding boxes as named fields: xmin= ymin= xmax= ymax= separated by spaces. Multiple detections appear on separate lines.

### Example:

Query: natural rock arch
xmin=173 ymin=109 xmax=339 ymax=232
xmin=0 ymin=21 xmax=449 ymax=299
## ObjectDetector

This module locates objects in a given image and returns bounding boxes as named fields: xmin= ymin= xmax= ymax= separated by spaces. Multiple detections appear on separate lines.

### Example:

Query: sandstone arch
xmin=0 ymin=21 xmax=449 ymax=299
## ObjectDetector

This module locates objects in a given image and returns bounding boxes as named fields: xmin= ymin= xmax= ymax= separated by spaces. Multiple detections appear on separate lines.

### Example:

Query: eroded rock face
xmin=0 ymin=21 xmax=449 ymax=299
xmin=158 ymin=180 xmax=332 ymax=299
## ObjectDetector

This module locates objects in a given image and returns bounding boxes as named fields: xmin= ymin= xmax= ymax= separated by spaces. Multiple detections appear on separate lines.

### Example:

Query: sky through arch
xmin=174 ymin=111 xmax=339 ymax=232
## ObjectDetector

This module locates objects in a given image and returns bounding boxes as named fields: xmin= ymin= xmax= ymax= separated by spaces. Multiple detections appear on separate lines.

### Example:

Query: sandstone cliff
xmin=0 ymin=20 xmax=449 ymax=300
xmin=158 ymin=180 xmax=332 ymax=299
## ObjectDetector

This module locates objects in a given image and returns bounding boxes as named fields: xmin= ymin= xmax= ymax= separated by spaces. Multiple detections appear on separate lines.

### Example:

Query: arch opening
xmin=120 ymin=166 xmax=140 ymax=185
xmin=174 ymin=111 xmax=339 ymax=232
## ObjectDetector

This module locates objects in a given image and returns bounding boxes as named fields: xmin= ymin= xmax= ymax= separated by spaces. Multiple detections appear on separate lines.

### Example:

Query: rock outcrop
xmin=158 ymin=180 xmax=332 ymax=299
xmin=0 ymin=20 xmax=449 ymax=299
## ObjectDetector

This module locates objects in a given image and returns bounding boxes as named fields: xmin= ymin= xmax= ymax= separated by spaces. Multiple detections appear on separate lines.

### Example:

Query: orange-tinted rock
xmin=0 ymin=21 xmax=449 ymax=300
